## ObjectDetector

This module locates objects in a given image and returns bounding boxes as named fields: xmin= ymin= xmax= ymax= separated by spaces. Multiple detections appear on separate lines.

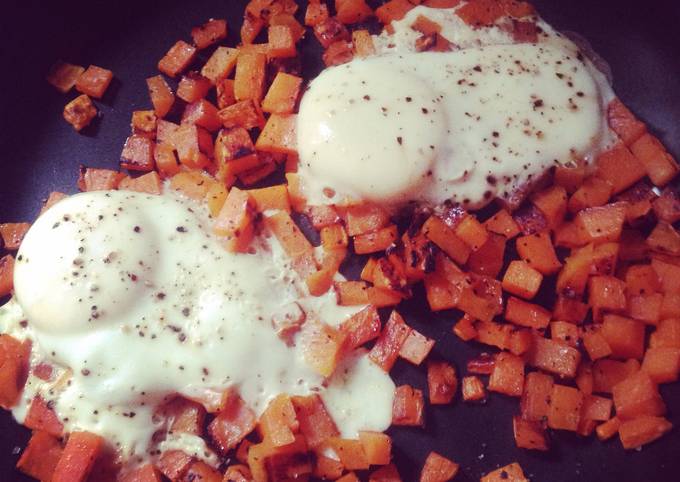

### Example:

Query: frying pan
xmin=0 ymin=0 xmax=679 ymax=480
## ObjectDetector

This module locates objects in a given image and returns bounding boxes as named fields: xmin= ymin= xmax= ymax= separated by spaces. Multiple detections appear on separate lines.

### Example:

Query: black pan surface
xmin=0 ymin=1 xmax=679 ymax=481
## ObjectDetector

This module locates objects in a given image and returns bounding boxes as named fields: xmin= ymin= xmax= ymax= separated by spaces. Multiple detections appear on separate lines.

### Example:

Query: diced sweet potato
xmin=208 ymin=395 xmax=256 ymax=454
xmin=339 ymin=305 xmax=381 ymax=351
xmin=202 ymin=46 xmax=240 ymax=84
xmin=642 ymin=347 xmax=680 ymax=384
xmin=480 ymin=462 xmax=528 ymax=482
xmin=527 ymin=335 xmax=581 ymax=379
xmin=596 ymin=144 xmax=646 ymax=194
xmin=369 ymin=311 xmax=412 ymax=372
xmin=630 ymin=133 xmax=679 ymax=187
xmin=502 ymin=260 xmax=542 ymax=299
xmin=24 ymin=397 xmax=64 ymax=436
xmin=548 ymin=384 xmax=583 ymax=431
xmin=612 ymin=370 xmax=666 ymax=420
xmin=146 ymin=75 xmax=175 ymax=118
xmin=158 ymin=40 xmax=197 ymax=77
xmin=589 ymin=276 xmax=627 ymax=320
xmin=607 ymin=98 xmax=646 ymax=146
xmin=0 ymin=223 xmax=30 ymax=250
xmin=75 ymin=65 xmax=113 ymax=99
xmin=392 ymin=384 xmax=425 ymax=427
xmin=63 ymin=94 xmax=97 ymax=131
xmin=300 ymin=320 xmax=345 ymax=377
xmin=213 ymin=187 xmax=255 ymax=252
xmin=0 ymin=334 xmax=30 ymax=408
xmin=505 ymin=296 xmax=551 ymax=329
xmin=618 ymin=415 xmax=672 ymax=449
xmin=52 ymin=432 xmax=104 ymax=482
xmin=488 ymin=352 xmax=524 ymax=397
xmin=520 ymin=371 xmax=554 ymax=421
xmin=352 ymin=29 xmax=376 ymax=57
xmin=16 ymin=431 xmax=63 ymax=482
xmin=314 ymin=17 xmax=350 ymax=48
xmin=601 ymin=314 xmax=645 ymax=360
xmin=120 ymin=134 xmax=155 ymax=171
xmin=269 ymin=24 xmax=297 ymax=58
xmin=47 ymin=61 xmax=85 ymax=93
xmin=291 ymin=394 xmax=339 ymax=448
xmin=419 ymin=451 xmax=459 ymax=482
xmin=256 ymin=114 xmax=298 ymax=154
xmin=262 ymin=72 xmax=303 ymax=115
xmin=461 ymin=375 xmax=486 ymax=402
xmin=427 ymin=360 xmax=457 ymax=404
xmin=191 ymin=18 xmax=227 ymax=50
xmin=399 ymin=329 xmax=435 ymax=366
xmin=513 ymin=416 xmax=549 ymax=451
xmin=516 ymin=232 xmax=561 ymax=275
xmin=327 ymin=438 xmax=369 ymax=470
xmin=234 ymin=52 xmax=267 ymax=102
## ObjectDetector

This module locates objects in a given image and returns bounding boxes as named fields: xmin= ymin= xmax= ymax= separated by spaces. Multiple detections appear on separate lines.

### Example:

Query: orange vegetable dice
xmin=461 ymin=375 xmax=486 ymax=402
xmin=392 ymin=384 xmax=425 ymax=427
xmin=158 ymin=40 xmax=197 ymax=77
xmin=262 ymin=72 xmax=303 ymax=114
xmin=595 ymin=144 xmax=646 ymax=194
xmin=202 ymin=46 xmax=240 ymax=84
xmin=16 ymin=431 xmax=63 ymax=482
xmin=46 ymin=61 xmax=84 ymax=93
xmin=52 ymin=432 xmax=104 ymax=482
xmin=359 ymin=431 xmax=392 ymax=466
xmin=369 ymin=311 xmax=412 ymax=372
xmin=516 ymin=232 xmax=561 ymax=275
xmin=513 ymin=416 xmax=549 ymax=451
xmin=291 ymin=394 xmax=339 ymax=448
xmin=268 ymin=25 xmax=297 ymax=58
xmin=480 ymin=462 xmax=528 ymax=482
xmin=120 ymin=134 xmax=155 ymax=171
xmin=207 ymin=395 xmax=256 ymax=454
xmin=146 ymin=75 xmax=175 ymax=117
xmin=399 ymin=329 xmax=435 ymax=366
xmin=0 ymin=223 xmax=30 ymax=250
xmin=601 ymin=314 xmax=645 ymax=360
xmin=300 ymin=320 xmax=346 ymax=377
xmin=75 ymin=65 xmax=113 ymax=98
xmin=502 ymin=260 xmax=542 ymax=299
xmin=642 ymin=347 xmax=680 ymax=383
xmin=607 ymin=98 xmax=646 ymax=146
xmin=527 ymin=335 xmax=581 ymax=379
xmin=256 ymin=114 xmax=298 ymax=154
xmin=505 ymin=296 xmax=551 ymax=329
xmin=547 ymin=384 xmax=583 ymax=431
xmin=520 ymin=371 xmax=554 ymax=421
xmin=612 ymin=370 xmax=666 ymax=420
xmin=618 ymin=415 xmax=672 ymax=449
xmin=488 ymin=352 xmax=524 ymax=397
xmin=454 ymin=215 xmax=488 ymax=251
xmin=213 ymin=187 xmax=255 ymax=252
xmin=427 ymin=360 xmax=457 ymax=404
xmin=419 ymin=451 xmax=459 ymax=482
xmin=630 ymin=133 xmax=679 ymax=187
xmin=191 ymin=18 xmax=227 ymax=50
xmin=339 ymin=305 xmax=381 ymax=351
xmin=328 ymin=438 xmax=370 ymax=470
xmin=63 ymin=94 xmax=97 ymax=131
xmin=234 ymin=52 xmax=267 ymax=102
xmin=0 ymin=256 xmax=15 ymax=298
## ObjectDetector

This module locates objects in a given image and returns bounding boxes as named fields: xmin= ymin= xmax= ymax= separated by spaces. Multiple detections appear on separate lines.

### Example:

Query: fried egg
xmin=296 ymin=5 xmax=615 ymax=210
xmin=2 ymin=190 xmax=394 ymax=460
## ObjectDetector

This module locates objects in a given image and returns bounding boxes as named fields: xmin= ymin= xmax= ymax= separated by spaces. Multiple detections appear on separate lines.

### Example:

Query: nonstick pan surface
xmin=0 ymin=1 xmax=679 ymax=480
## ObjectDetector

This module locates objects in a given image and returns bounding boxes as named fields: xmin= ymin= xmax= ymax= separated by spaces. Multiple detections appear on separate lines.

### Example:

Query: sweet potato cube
xmin=642 ymin=346 xmax=680 ymax=385
xmin=300 ymin=320 xmax=345 ymax=377
xmin=601 ymin=314 xmax=645 ymax=360
xmin=262 ymin=72 xmax=303 ymax=115
xmin=158 ymin=40 xmax=196 ymax=77
xmin=568 ymin=176 xmax=613 ymax=213
xmin=75 ymin=65 xmax=113 ymax=99
xmin=392 ymin=384 xmax=425 ymax=427
xmin=618 ymin=415 xmax=672 ymax=449
xmin=208 ymin=395 xmax=256 ymax=454
xmin=582 ymin=326 xmax=612 ymax=361
xmin=527 ymin=335 xmax=581 ymax=379
xmin=0 ymin=256 xmax=15 ymax=298
xmin=376 ymin=0 xmax=416 ymax=25
xmin=291 ymin=394 xmax=339 ymax=448
xmin=547 ymin=384 xmax=583 ymax=431
xmin=146 ymin=75 xmax=174 ymax=118
xmin=595 ymin=144 xmax=646 ymax=194
xmin=268 ymin=25 xmax=297 ymax=58
xmin=454 ymin=215 xmax=488 ymax=251
xmin=176 ymin=72 xmax=212 ymax=102
xmin=399 ymin=329 xmax=435 ymax=366
xmin=182 ymin=99 xmax=221 ymax=132
xmin=17 ymin=431 xmax=64 ymax=482
xmin=119 ymin=172 xmax=163 ymax=195
xmin=427 ymin=360 xmax=457 ymax=404
xmin=422 ymin=215 xmax=471 ymax=265
xmin=76 ymin=166 xmax=123 ymax=193
xmin=516 ymin=232 xmax=561 ymax=275
xmin=352 ymin=29 xmax=376 ymax=57
xmin=550 ymin=321 xmax=580 ymax=348
xmin=485 ymin=209 xmax=521 ymax=239
xmin=489 ymin=352 xmax=524 ymax=397
xmin=607 ymin=98 xmax=646 ymax=146
xmin=582 ymin=394 xmax=613 ymax=422
xmin=218 ymin=99 xmax=265 ymax=130
xmin=513 ymin=416 xmax=549 ymax=451
xmin=201 ymin=46 xmax=239 ymax=84
xmin=369 ymin=311 xmax=412 ymax=372
xmin=596 ymin=416 xmax=621 ymax=441
xmin=358 ymin=431 xmax=391 ymax=466
xmin=327 ymin=438 xmax=369 ymax=470
xmin=0 ymin=223 xmax=30 ymax=250
xmin=461 ymin=376 xmax=486 ymax=402
xmin=260 ymin=394 xmax=298 ymax=447
xmin=480 ymin=462 xmax=528 ymax=482
xmin=589 ymin=276 xmax=627 ymax=319
xmin=47 ymin=61 xmax=84 ymax=93
xmin=25 ymin=397 xmax=64 ymax=436
xmin=191 ymin=18 xmax=227 ymax=50
xmin=531 ymin=185 xmax=567 ymax=228
xmin=520 ymin=371 xmax=554 ymax=421
xmin=612 ymin=370 xmax=666 ymax=420
xmin=502 ymin=260 xmax=542 ymax=299
xmin=120 ymin=134 xmax=155 ymax=171
xmin=234 ymin=52 xmax=267 ymax=102
xmin=305 ymin=2 xmax=330 ymax=26
xmin=314 ymin=17 xmax=350 ymax=48
xmin=339 ymin=305 xmax=381 ymax=351
xmin=505 ymin=296 xmax=551 ymax=329
xmin=63 ymin=94 xmax=97 ymax=131
xmin=419 ymin=451 xmax=459 ymax=482
xmin=256 ymin=114 xmax=297 ymax=154
xmin=52 ymin=431 xmax=104 ymax=482
xmin=213 ymin=187 xmax=255 ymax=252
xmin=630 ymin=133 xmax=679 ymax=187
